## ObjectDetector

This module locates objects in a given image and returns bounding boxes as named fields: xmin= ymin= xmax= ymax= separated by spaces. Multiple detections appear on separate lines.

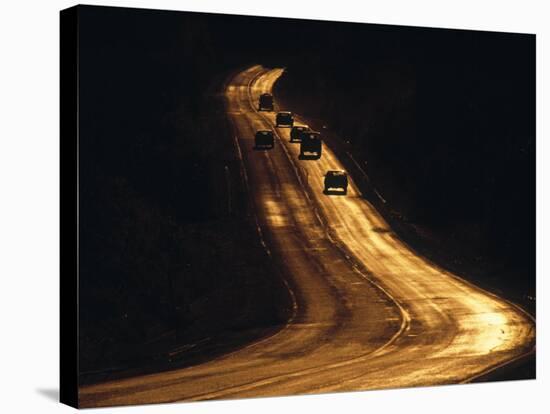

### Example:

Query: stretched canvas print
xmin=60 ymin=4 xmax=536 ymax=408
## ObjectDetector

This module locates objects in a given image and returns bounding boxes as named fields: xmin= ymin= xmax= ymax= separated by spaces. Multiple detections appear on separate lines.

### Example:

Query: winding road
xmin=79 ymin=65 xmax=535 ymax=408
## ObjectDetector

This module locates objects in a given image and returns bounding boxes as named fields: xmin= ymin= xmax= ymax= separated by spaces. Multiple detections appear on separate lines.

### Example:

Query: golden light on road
xmin=79 ymin=66 xmax=535 ymax=408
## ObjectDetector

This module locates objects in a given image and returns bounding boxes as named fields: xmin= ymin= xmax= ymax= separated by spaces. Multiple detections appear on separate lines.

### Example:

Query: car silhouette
xmin=258 ymin=93 xmax=274 ymax=111
xmin=290 ymin=125 xmax=309 ymax=142
xmin=276 ymin=111 xmax=294 ymax=127
xmin=324 ymin=170 xmax=348 ymax=195
xmin=255 ymin=130 xmax=275 ymax=149
xmin=299 ymin=131 xmax=322 ymax=159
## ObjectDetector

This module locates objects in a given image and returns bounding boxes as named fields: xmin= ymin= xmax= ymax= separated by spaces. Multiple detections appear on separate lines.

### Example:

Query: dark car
xmin=258 ymin=93 xmax=274 ymax=111
xmin=290 ymin=125 xmax=309 ymax=142
xmin=324 ymin=170 xmax=348 ymax=195
xmin=276 ymin=111 xmax=294 ymax=127
xmin=255 ymin=130 xmax=274 ymax=149
xmin=299 ymin=131 xmax=322 ymax=158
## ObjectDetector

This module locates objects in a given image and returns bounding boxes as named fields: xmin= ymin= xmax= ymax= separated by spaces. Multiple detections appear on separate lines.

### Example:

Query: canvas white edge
xmin=0 ymin=0 xmax=545 ymax=413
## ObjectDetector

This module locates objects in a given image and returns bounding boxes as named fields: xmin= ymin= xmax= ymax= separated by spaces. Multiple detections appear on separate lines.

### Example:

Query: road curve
xmin=79 ymin=65 xmax=535 ymax=408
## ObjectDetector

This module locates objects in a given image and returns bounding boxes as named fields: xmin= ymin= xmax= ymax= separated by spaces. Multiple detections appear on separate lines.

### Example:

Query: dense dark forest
xmin=274 ymin=22 xmax=535 ymax=304
xmin=78 ymin=7 xmax=294 ymax=378
xmin=77 ymin=6 xmax=535 ymax=378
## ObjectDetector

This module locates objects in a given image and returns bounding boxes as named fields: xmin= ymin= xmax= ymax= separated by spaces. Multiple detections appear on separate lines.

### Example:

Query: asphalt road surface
xmin=79 ymin=65 xmax=535 ymax=408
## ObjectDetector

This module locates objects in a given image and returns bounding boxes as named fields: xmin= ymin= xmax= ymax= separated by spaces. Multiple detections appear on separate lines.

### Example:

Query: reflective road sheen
xmin=80 ymin=66 xmax=535 ymax=408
